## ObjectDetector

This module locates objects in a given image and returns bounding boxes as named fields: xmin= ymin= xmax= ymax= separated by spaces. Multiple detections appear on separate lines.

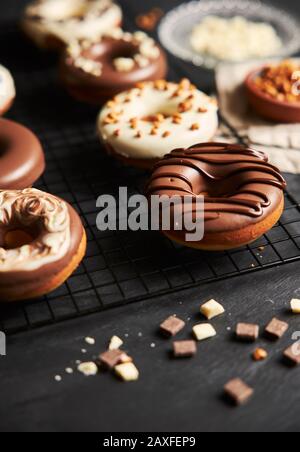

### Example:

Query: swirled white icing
xmin=22 ymin=0 xmax=122 ymax=47
xmin=0 ymin=64 xmax=16 ymax=114
xmin=98 ymin=80 xmax=219 ymax=160
xmin=0 ymin=189 xmax=71 ymax=272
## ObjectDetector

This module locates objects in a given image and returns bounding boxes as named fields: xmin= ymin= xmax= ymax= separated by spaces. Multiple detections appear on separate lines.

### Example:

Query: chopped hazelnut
xmin=178 ymin=101 xmax=193 ymax=113
xmin=252 ymin=348 xmax=268 ymax=361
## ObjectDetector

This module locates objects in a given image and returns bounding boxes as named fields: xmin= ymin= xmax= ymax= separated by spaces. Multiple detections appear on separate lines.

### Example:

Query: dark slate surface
xmin=1 ymin=0 xmax=300 ymax=432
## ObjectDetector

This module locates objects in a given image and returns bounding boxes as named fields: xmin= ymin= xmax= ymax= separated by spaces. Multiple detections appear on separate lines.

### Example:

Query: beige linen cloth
xmin=216 ymin=60 xmax=300 ymax=173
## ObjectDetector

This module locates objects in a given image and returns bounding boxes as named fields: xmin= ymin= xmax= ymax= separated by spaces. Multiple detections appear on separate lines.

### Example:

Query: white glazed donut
xmin=97 ymin=79 xmax=219 ymax=168
xmin=0 ymin=65 xmax=16 ymax=116
xmin=22 ymin=0 xmax=122 ymax=49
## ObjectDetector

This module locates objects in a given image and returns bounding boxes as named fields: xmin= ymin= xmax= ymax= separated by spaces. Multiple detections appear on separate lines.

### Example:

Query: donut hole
xmin=84 ymin=40 xmax=138 ymax=66
xmin=0 ymin=137 xmax=9 ymax=157
xmin=4 ymin=230 xmax=34 ymax=249
xmin=2 ymin=224 xmax=41 ymax=250
xmin=141 ymin=106 xmax=178 ymax=122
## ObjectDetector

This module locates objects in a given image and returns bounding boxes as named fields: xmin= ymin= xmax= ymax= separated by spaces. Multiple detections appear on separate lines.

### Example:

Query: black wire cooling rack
xmin=1 ymin=3 xmax=300 ymax=335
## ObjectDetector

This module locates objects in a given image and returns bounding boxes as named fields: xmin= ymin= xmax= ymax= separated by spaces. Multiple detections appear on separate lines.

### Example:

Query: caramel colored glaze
xmin=146 ymin=143 xmax=286 ymax=234
xmin=60 ymin=37 xmax=168 ymax=103
xmin=0 ymin=119 xmax=45 ymax=189
xmin=0 ymin=203 xmax=85 ymax=300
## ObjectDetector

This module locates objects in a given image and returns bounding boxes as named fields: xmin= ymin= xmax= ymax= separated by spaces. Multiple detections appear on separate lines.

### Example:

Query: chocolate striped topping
xmin=146 ymin=143 xmax=286 ymax=225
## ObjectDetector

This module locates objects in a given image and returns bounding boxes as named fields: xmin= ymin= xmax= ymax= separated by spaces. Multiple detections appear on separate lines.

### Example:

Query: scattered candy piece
xmin=193 ymin=323 xmax=216 ymax=342
xmin=160 ymin=315 xmax=185 ymax=337
xmin=284 ymin=345 xmax=300 ymax=366
xmin=224 ymin=378 xmax=254 ymax=406
xmin=200 ymin=299 xmax=225 ymax=320
xmin=265 ymin=317 xmax=289 ymax=340
xmin=54 ymin=375 xmax=62 ymax=382
xmin=78 ymin=362 xmax=98 ymax=377
xmin=85 ymin=337 xmax=95 ymax=345
xmin=109 ymin=335 xmax=124 ymax=350
xmin=173 ymin=340 xmax=197 ymax=358
xmin=99 ymin=350 xmax=132 ymax=370
xmin=115 ymin=362 xmax=139 ymax=381
xmin=290 ymin=299 xmax=300 ymax=314
xmin=236 ymin=323 xmax=259 ymax=342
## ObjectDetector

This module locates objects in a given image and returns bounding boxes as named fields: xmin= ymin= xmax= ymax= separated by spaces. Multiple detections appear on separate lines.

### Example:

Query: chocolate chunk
xmin=283 ymin=345 xmax=300 ymax=366
xmin=173 ymin=340 xmax=197 ymax=358
xmin=265 ymin=317 xmax=289 ymax=340
xmin=99 ymin=350 xmax=132 ymax=369
xmin=160 ymin=315 xmax=185 ymax=337
xmin=236 ymin=323 xmax=259 ymax=342
xmin=224 ymin=378 xmax=254 ymax=406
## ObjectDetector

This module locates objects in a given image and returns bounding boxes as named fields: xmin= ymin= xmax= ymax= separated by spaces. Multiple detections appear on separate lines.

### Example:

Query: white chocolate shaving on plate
xmin=0 ymin=64 xmax=16 ymax=110
xmin=98 ymin=79 xmax=218 ymax=161
xmin=0 ymin=189 xmax=71 ymax=272
xmin=191 ymin=16 xmax=282 ymax=62
xmin=23 ymin=0 xmax=122 ymax=47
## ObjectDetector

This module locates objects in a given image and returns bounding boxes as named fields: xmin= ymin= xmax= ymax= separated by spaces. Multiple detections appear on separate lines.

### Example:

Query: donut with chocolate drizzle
xmin=146 ymin=143 xmax=286 ymax=250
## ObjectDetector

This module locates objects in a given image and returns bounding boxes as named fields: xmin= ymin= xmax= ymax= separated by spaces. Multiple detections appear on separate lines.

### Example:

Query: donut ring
xmin=98 ymin=79 xmax=219 ymax=169
xmin=60 ymin=29 xmax=168 ymax=104
xmin=0 ymin=188 xmax=86 ymax=302
xmin=0 ymin=65 xmax=16 ymax=116
xmin=146 ymin=143 xmax=286 ymax=251
xmin=0 ymin=119 xmax=45 ymax=189
xmin=22 ymin=0 xmax=122 ymax=50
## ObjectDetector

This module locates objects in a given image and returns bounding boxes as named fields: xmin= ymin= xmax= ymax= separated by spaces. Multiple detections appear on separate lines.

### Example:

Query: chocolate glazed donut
xmin=60 ymin=35 xmax=168 ymax=104
xmin=0 ymin=119 xmax=45 ymax=189
xmin=146 ymin=143 xmax=286 ymax=251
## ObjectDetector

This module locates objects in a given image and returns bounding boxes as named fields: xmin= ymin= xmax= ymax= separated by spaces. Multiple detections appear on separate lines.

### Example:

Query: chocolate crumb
xmin=173 ymin=340 xmax=197 ymax=358
xmin=265 ymin=317 xmax=289 ymax=340
xmin=224 ymin=378 xmax=254 ymax=406
xmin=160 ymin=315 xmax=185 ymax=337
xmin=236 ymin=323 xmax=259 ymax=342
xmin=283 ymin=345 xmax=300 ymax=366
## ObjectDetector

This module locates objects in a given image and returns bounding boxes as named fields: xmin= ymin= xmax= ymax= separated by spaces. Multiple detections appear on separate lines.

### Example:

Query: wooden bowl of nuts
xmin=245 ymin=61 xmax=300 ymax=123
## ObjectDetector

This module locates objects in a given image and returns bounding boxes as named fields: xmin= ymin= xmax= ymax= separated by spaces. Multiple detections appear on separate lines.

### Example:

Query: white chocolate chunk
xmin=114 ymin=57 xmax=135 ymax=72
xmin=85 ymin=336 xmax=95 ymax=345
xmin=200 ymin=299 xmax=225 ymax=320
xmin=291 ymin=299 xmax=300 ymax=314
xmin=115 ymin=362 xmax=139 ymax=382
xmin=109 ymin=335 xmax=124 ymax=350
xmin=77 ymin=362 xmax=98 ymax=377
xmin=193 ymin=323 xmax=217 ymax=341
